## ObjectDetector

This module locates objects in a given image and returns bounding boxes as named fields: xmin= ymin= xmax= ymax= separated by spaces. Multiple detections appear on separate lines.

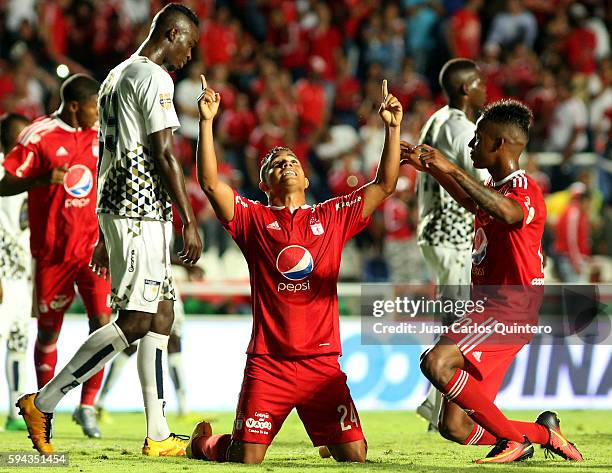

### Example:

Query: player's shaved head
xmin=0 ymin=112 xmax=29 ymax=152
xmin=479 ymin=99 xmax=533 ymax=146
xmin=439 ymin=58 xmax=479 ymax=98
xmin=60 ymin=74 xmax=100 ymax=104
xmin=151 ymin=2 xmax=199 ymax=35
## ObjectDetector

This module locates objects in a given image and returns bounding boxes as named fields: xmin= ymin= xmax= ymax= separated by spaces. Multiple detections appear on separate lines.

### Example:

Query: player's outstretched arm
xmin=401 ymin=142 xmax=477 ymax=213
xmin=196 ymin=74 xmax=235 ymax=223
xmin=418 ymin=144 xmax=523 ymax=224
xmin=0 ymin=165 xmax=68 ymax=196
xmin=361 ymin=79 xmax=402 ymax=218
xmin=149 ymin=129 xmax=202 ymax=265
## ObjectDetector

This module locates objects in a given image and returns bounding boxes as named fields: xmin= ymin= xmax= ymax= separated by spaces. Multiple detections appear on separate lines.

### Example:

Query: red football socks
xmin=463 ymin=423 xmax=496 ymax=445
xmin=80 ymin=368 xmax=104 ymax=407
xmin=192 ymin=434 xmax=232 ymax=461
xmin=509 ymin=421 xmax=549 ymax=445
xmin=34 ymin=341 xmax=57 ymax=388
xmin=444 ymin=369 xmax=523 ymax=442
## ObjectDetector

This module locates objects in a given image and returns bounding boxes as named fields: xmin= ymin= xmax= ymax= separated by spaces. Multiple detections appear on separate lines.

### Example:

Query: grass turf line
xmin=1 ymin=410 xmax=610 ymax=472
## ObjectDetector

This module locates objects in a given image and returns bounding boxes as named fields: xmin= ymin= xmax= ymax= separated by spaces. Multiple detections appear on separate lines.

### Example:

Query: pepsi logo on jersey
xmin=276 ymin=245 xmax=314 ymax=292
xmin=63 ymin=164 xmax=93 ymax=208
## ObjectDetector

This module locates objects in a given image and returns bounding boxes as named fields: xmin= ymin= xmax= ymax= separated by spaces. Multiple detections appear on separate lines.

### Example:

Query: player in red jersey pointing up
xmin=187 ymin=76 xmax=402 ymax=464
xmin=402 ymin=100 xmax=583 ymax=464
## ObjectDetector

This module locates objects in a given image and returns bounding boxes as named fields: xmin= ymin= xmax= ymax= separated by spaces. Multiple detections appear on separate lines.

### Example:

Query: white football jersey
xmin=97 ymin=55 xmax=180 ymax=222
xmin=0 ymin=153 xmax=30 ymax=279
xmin=416 ymin=106 xmax=488 ymax=250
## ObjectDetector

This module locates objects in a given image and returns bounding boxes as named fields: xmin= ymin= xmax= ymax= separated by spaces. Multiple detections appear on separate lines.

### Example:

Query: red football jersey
xmin=471 ymin=170 xmax=546 ymax=286
xmin=224 ymin=188 xmax=371 ymax=357
xmin=3 ymin=115 xmax=99 ymax=263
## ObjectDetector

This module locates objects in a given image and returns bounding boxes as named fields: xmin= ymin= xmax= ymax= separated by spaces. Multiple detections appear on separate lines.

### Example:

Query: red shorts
xmin=442 ymin=314 xmax=526 ymax=400
xmin=35 ymin=259 xmax=111 ymax=332
xmin=232 ymin=354 xmax=365 ymax=447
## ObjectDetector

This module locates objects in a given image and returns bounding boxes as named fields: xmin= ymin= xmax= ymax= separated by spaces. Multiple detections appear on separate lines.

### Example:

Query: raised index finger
xmin=382 ymin=79 xmax=388 ymax=100
xmin=200 ymin=74 xmax=207 ymax=90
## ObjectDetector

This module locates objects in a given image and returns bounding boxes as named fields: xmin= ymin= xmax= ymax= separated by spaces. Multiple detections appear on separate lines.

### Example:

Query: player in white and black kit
xmin=0 ymin=113 xmax=30 ymax=432
xmin=17 ymin=3 xmax=202 ymax=456
xmin=412 ymin=59 xmax=488 ymax=432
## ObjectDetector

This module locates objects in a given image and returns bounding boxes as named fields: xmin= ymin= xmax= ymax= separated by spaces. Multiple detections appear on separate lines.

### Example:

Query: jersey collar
xmin=52 ymin=113 xmax=80 ymax=132
xmin=493 ymin=169 xmax=525 ymax=187
xmin=268 ymin=204 xmax=311 ymax=211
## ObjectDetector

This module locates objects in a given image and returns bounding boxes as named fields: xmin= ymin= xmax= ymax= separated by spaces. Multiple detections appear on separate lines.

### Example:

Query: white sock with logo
xmin=168 ymin=352 xmax=187 ymax=416
xmin=35 ymin=322 xmax=129 ymax=413
xmin=137 ymin=331 xmax=171 ymax=441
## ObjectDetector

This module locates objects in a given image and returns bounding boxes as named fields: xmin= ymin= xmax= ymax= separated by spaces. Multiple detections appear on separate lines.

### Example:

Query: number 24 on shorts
xmin=338 ymin=403 xmax=359 ymax=431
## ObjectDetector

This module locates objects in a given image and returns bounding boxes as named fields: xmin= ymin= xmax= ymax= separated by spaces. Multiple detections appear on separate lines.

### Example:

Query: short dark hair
xmin=439 ymin=58 xmax=478 ymax=97
xmin=259 ymin=146 xmax=294 ymax=182
xmin=156 ymin=3 xmax=199 ymax=29
xmin=480 ymin=99 xmax=533 ymax=139
xmin=0 ymin=113 xmax=29 ymax=152
xmin=60 ymin=74 xmax=100 ymax=104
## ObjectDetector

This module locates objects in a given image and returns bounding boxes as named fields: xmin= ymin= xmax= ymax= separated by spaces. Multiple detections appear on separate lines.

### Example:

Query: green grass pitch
xmin=1 ymin=410 xmax=610 ymax=472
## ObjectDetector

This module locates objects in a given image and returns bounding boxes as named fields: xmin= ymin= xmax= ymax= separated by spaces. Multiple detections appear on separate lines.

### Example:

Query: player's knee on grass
xmin=439 ymin=404 xmax=473 ymax=444
xmin=327 ymin=440 xmax=367 ymax=463
xmin=227 ymin=441 xmax=267 ymax=464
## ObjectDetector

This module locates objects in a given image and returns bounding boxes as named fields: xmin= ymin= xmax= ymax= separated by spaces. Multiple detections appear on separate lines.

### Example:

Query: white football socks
xmin=137 ymin=331 xmax=171 ymax=441
xmin=168 ymin=352 xmax=187 ymax=416
xmin=96 ymin=350 xmax=132 ymax=409
xmin=35 ymin=322 xmax=129 ymax=413
xmin=6 ymin=345 xmax=26 ymax=419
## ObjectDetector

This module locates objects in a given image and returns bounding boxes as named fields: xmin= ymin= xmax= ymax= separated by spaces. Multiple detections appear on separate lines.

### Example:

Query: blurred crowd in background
xmin=1 ymin=0 xmax=611 ymax=291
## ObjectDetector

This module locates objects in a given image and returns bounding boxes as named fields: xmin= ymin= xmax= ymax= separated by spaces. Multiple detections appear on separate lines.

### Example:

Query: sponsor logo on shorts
xmin=38 ymin=303 xmax=48 ymax=314
xmin=143 ymin=279 xmax=161 ymax=302
xmin=128 ymin=249 xmax=136 ymax=272
xmin=245 ymin=411 xmax=272 ymax=434
xmin=50 ymin=294 xmax=71 ymax=311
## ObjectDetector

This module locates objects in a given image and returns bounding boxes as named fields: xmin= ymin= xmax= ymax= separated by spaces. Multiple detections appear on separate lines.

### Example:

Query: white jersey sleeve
xmin=135 ymin=67 xmax=180 ymax=135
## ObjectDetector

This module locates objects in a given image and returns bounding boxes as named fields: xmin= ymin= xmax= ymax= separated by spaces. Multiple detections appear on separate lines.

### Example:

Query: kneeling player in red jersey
xmin=402 ymin=100 xmax=583 ymax=464
xmin=187 ymin=76 xmax=402 ymax=464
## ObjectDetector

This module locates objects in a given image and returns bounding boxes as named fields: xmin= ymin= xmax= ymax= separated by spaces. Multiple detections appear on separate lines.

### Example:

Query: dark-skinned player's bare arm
xmin=361 ymin=79 xmax=403 ymax=218
xmin=149 ymin=128 xmax=202 ymax=265
xmin=418 ymin=144 xmax=523 ymax=225
xmin=401 ymin=141 xmax=476 ymax=214
xmin=196 ymin=74 xmax=235 ymax=223
xmin=0 ymin=165 xmax=68 ymax=196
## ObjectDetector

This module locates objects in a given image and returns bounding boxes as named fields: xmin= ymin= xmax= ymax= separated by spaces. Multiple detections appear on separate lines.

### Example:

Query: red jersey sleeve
xmin=503 ymin=175 xmax=544 ymax=229
xmin=3 ymin=142 xmax=42 ymax=178
xmin=222 ymin=190 xmax=257 ymax=249
xmin=320 ymin=188 xmax=372 ymax=242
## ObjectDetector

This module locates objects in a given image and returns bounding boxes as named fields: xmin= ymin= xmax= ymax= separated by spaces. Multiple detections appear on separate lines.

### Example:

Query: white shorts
xmin=0 ymin=278 xmax=31 ymax=348
xmin=419 ymin=245 xmax=471 ymax=299
xmin=99 ymin=214 xmax=175 ymax=314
